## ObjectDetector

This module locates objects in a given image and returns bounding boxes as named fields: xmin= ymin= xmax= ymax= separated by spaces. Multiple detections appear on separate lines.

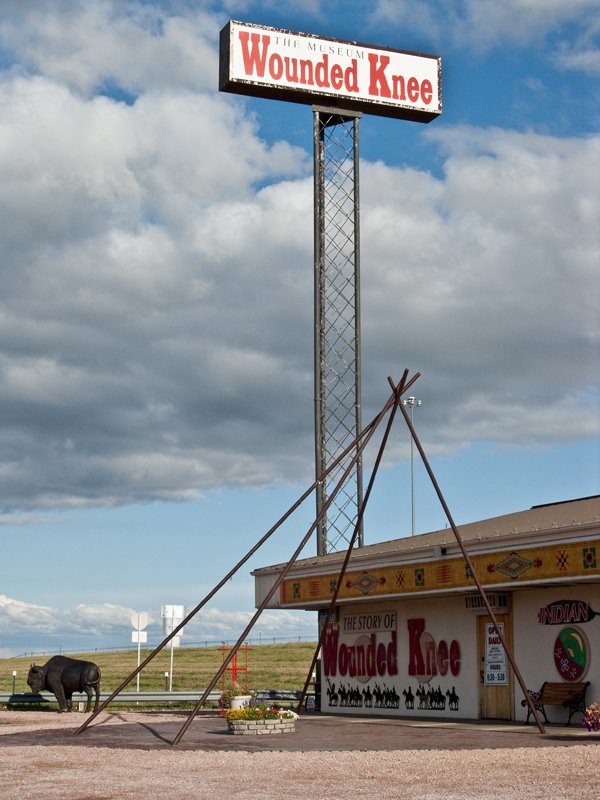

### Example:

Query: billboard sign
xmin=220 ymin=21 xmax=441 ymax=122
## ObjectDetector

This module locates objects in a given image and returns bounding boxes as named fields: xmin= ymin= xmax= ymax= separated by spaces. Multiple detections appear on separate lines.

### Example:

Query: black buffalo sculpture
xmin=27 ymin=655 xmax=101 ymax=712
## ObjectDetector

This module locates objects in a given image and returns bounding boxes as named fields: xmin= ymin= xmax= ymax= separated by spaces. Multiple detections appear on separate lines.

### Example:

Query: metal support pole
xmin=298 ymin=371 xmax=414 ymax=712
xmin=75 ymin=380 xmax=403 ymax=738
xmin=402 ymin=396 xmax=422 ymax=535
xmin=397 ymin=392 xmax=547 ymax=734
xmin=314 ymin=106 xmax=363 ymax=555
xmin=171 ymin=380 xmax=399 ymax=746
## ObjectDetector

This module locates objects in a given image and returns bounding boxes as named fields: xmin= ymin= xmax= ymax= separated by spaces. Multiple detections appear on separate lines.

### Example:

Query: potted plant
xmin=218 ymin=681 xmax=254 ymax=711
xmin=225 ymin=703 xmax=298 ymax=735
xmin=583 ymin=702 xmax=600 ymax=732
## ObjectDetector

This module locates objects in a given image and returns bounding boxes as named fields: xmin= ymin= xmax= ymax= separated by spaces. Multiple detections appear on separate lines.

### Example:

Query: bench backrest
xmin=539 ymin=681 xmax=589 ymax=703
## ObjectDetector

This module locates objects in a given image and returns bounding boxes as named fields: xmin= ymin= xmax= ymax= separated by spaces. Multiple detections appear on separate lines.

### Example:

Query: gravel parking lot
xmin=1 ymin=710 xmax=597 ymax=799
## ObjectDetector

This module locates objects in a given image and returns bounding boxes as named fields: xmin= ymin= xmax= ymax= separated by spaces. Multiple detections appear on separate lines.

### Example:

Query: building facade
xmin=253 ymin=496 xmax=600 ymax=722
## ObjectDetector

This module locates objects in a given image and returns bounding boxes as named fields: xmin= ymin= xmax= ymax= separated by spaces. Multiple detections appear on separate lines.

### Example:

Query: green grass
xmin=0 ymin=642 xmax=318 ymax=694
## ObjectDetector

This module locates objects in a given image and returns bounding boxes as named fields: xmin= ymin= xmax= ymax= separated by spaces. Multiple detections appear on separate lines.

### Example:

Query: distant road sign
xmin=131 ymin=612 xmax=149 ymax=630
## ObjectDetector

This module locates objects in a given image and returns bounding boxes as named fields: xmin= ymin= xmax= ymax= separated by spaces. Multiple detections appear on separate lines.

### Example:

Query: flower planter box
xmin=229 ymin=695 xmax=253 ymax=710
xmin=226 ymin=718 xmax=296 ymax=735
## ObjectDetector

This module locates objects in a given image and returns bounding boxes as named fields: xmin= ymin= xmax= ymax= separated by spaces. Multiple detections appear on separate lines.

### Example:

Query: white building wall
xmin=513 ymin=584 xmax=599 ymax=724
xmin=319 ymin=584 xmax=599 ymax=721
xmin=321 ymin=594 xmax=479 ymax=719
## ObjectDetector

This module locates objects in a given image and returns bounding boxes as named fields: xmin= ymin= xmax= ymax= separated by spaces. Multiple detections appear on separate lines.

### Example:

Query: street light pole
xmin=402 ymin=396 xmax=422 ymax=536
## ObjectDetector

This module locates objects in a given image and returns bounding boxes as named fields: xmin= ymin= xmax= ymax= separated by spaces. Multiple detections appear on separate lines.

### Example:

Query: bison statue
xmin=27 ymin=655 xmax=101 ymax=712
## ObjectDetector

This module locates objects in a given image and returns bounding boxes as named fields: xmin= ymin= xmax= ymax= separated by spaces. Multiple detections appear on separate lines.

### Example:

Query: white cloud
xmin=358 ymin=127 xmax=599 ymax=457
xmin=0 ymin=66 xmax=597 ymax=509
xmin=0 ymin=594 xmax=139 ymax=630
xmin=558 ymin=48 xmax=600 ymax=75
xmin=0 ymin=595 xmax=314 ymax=655
xmin=0 ymin=3 xmax=597 ymax=514
xmin=372 ymin=0 xmax=600 ymax=53
xmin=221 ymin=0 xmax=326 ymax=20
xmin=555 ymin=15 xmax=600 ymax=75
xmin=0 ymin=1 xmax=220 ymax=95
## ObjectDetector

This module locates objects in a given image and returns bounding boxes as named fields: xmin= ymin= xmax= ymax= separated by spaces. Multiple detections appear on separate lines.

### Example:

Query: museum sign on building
xmin=253 ymin=496 xmax=599 ymax=722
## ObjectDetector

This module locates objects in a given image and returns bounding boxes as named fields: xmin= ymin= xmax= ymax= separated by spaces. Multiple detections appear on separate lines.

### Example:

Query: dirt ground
xmin=1 ymin=709 xmax=597 ymax=799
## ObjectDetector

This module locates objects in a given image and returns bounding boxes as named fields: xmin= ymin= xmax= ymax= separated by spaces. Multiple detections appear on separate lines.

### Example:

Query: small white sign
xmin=484 ymin=622 xmax=508 ymax=685
xmin=131 ymin=612 xmax=149 ymax=631
xmin=131 ymin=630 xmax=148 ymax=644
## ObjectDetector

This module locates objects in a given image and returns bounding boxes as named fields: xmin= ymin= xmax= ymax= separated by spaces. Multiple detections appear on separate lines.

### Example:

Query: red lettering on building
xmin=322 ymin=626 xmax=397 ymax=678
xmin=407 ymin=618 xmax=426 ymax=676
xmin=449 ymin=639 xmax=461 ymax=675
xmin=408 ymin=618 xmax=461 ymax=679
xmin=437 ymin=639 xmax=449 ymax=676
xmin=322 ymin=624 xmax=339 ymax=676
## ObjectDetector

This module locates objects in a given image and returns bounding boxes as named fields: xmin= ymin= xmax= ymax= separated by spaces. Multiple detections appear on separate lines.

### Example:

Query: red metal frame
xmin=220 ymin=643 xmax=250 ymax=691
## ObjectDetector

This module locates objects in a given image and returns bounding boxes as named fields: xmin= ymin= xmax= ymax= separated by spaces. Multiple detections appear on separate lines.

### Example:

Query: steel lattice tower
xmin=313 ymin=107 xmax=363 ymax=556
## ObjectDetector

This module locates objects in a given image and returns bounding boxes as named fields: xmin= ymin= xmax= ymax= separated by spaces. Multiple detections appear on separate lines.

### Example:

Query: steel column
xmin=314 ymin=106 xmax=363 ymax=555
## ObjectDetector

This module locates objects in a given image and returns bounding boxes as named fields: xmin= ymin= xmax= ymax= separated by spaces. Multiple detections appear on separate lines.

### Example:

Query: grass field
xmin=0 ymin=641 xmax=318 ymax=694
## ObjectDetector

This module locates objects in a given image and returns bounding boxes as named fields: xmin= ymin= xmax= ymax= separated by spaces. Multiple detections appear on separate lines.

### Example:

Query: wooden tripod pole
xmin=297 ymin=371 xmax=410 ymax=712
xmin=75 ymin=382 xmax=400 ymax=737
xmin=396 ymin=384 xmax=546 ymax=735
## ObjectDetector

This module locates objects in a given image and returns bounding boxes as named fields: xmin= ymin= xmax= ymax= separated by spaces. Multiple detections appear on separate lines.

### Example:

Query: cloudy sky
xmin=0 ymin=0 xmax=598 ymax=658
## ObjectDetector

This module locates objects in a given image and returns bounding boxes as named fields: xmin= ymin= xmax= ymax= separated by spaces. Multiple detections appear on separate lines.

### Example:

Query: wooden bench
xmin=521 ymin=681 xmax=590 ymax=725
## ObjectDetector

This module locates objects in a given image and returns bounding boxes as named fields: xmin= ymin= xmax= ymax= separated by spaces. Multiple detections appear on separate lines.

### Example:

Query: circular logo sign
xmin=553 ymin=626 xmax=589 ymax=681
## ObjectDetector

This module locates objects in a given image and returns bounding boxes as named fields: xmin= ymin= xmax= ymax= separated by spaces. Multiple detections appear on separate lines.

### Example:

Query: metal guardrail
xmin=0 ymin=691 xmax=222 ymax=706
xmin=0 ymin=689 xmax=313 ymax=707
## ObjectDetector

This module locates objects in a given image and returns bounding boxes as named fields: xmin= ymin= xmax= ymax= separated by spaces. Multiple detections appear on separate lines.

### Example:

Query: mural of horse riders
xmin=327 ymin=678 xmax=460 ymax=712
xmin=373 ymin=683 xmax=400 ymax=709
xmin=326 ymin=680 xmax=363 ymax=708
xmin=413 ymin=683 xmax=460 ymax=711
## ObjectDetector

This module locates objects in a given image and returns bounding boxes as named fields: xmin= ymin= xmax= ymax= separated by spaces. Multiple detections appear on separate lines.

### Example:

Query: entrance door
xmin=477 ymin=613 xmax=514 ymax=720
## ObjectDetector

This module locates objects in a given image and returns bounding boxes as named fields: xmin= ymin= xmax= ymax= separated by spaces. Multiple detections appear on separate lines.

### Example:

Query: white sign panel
xmin=131 ymin=612 xmax=149 ymax=630
xmin=341 ymin=610 xmax=397 ymax=634
xmin=161 ymin=605 xmax=185 ymax=648
xmin=131 ymin=630 xmax=148 ymax=644
xmin=220 ymin=21 xmax=441 ymax=122
xmin=161 ymin=605 xmax=185 ymax=630
xmin=484 ymin=622 xmax=508 ymax=685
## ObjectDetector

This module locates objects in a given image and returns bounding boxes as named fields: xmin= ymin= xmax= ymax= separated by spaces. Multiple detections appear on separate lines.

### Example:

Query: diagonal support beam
xmin=297 ymin=371 xmax=412 ymax=712
xmin=74 ymin=382 xmax=404 ymax=738
xmin=395 ymin=379 xmax=546 ymax=735
xmin=170 ymin=376 xmax=412 ymax=746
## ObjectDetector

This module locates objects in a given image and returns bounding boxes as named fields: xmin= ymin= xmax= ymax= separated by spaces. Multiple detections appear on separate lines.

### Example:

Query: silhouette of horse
xmin=402 ymin=686 xmax=415 ymax=709
xmin=446 ymin=687 xmax=459 ymax=711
